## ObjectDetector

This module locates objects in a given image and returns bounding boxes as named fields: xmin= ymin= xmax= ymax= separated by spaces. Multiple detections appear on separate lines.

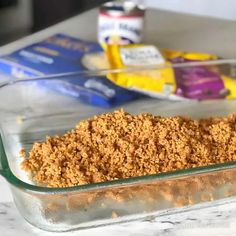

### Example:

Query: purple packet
xmin=172 ymin=58 xmax=230 ymax=100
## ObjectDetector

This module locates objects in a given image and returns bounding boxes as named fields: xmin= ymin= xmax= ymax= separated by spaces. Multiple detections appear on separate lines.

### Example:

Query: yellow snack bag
xmin=106 ymin=44 xmax=177 ymax=99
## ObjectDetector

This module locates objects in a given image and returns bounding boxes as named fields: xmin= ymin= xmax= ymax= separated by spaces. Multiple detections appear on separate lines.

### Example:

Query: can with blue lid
xmin=98 ymin=1 xmax=145 ymax=45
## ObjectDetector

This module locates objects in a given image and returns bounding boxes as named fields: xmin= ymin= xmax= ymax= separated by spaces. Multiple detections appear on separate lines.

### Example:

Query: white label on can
xmin=98 ymin=13 xmax=144 ymax=44
xmin=119 ymin=46 xmax=165 ymax=66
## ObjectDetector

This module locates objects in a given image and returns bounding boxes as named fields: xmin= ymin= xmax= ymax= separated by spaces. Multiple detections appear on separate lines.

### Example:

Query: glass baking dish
xmin=0 ymin=60 xmax=236 ymax=232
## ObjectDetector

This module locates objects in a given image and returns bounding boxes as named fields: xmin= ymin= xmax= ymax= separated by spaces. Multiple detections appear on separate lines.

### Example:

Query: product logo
xmin=84 ymin=79 xmax=115 ymax=98
xmin=46 ymin=36 xmax=92 ymax=52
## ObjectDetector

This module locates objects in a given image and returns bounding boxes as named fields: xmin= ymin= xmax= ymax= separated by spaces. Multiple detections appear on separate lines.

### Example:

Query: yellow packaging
xmin=106 ymin=44 xmax=177 ymax=99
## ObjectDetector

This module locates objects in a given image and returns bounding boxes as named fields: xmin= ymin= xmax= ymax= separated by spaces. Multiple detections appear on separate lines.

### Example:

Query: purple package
xmin=172 ymin=58 xmax=230 ymax=100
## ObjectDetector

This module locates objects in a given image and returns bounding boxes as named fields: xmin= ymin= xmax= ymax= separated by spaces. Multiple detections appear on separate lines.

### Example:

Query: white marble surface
xmin=1 ymin=6 xmax=236 ymax=236
xmin=0 ymin=177 xmax=12 ymax=202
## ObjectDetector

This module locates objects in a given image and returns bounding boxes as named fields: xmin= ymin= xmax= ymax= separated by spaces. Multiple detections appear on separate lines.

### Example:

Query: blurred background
xmin=1 ymin=0 xmax=236 ymax=46
xmin=0 ymin=0 xmax=107 ymax=45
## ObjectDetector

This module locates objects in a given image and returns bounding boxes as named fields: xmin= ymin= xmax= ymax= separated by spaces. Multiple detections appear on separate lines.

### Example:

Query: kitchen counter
xmin=1 ymin=7 xmax=236 ymax=235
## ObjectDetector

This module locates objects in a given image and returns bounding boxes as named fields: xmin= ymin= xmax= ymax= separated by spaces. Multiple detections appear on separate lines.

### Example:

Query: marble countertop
xmin=1 ymin=6 xmax=236 ymax=236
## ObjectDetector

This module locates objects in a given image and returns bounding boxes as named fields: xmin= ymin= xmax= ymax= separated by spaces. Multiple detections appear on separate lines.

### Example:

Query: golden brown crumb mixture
xmin=21 ymin=110 xmax=236 ymax=188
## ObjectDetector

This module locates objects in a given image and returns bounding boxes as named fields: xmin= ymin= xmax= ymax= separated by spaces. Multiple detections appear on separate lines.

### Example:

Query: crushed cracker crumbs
xmin=19 ymin=148 xmax=26 ymax=158
xmin=21 ymin=110 xmax=236 ymax=188
xmin=111 ymin=211 xmax=118 ymax=218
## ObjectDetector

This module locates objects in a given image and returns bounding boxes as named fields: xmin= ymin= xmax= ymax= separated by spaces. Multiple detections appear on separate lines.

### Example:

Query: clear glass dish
xmin=0 ymin=60 xmax=236 ymax=232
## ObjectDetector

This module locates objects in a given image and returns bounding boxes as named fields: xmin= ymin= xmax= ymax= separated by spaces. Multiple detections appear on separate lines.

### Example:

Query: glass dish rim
xmin=1 ymin=58 xmax=236 ymax=89
xmin=1 ymin=134 xmax=236 ymax=194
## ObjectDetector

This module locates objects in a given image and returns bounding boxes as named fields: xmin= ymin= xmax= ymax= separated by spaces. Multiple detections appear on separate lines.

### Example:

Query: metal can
xmin=98 ymin=1 xmax=145 ymax=45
